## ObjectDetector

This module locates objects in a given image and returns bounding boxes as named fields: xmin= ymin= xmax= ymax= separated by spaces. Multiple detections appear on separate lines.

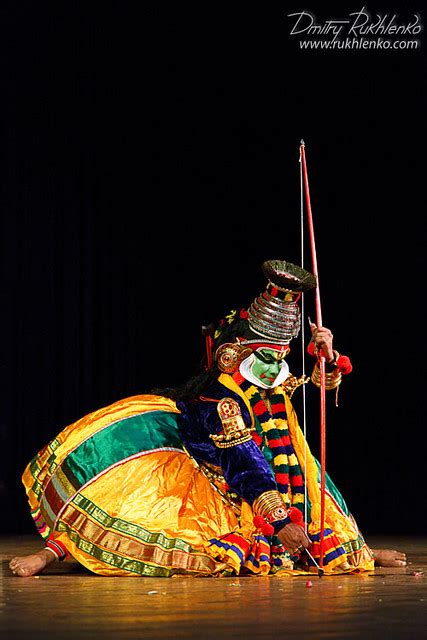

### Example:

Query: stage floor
xmin=1 ymin=535 xmax=426 ymax=639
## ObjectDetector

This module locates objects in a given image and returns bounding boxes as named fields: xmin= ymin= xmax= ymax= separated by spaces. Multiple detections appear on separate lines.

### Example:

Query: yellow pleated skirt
xmin=22 ymin=394 xmax=374 ymax=576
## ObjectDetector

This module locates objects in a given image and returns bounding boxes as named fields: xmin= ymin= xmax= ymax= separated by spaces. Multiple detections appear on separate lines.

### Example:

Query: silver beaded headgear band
xmin=246 ymin=259 xmax=316 ymax=345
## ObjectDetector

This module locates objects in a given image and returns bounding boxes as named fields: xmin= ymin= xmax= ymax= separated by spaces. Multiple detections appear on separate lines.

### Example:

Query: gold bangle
xmin=311 ymin=361 xmax=342 ymax=390
xmin=253 ymin=490 xmax=288 ymax=521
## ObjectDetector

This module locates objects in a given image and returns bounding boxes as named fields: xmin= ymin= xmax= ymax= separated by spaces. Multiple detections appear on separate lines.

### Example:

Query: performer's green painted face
xmin=251 ymin=348 xmax=287 ymax=387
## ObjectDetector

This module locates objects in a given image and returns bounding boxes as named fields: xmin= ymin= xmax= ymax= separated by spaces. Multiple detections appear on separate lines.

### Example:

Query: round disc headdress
xmin=247 ymin=259 xmax=316 ymax=345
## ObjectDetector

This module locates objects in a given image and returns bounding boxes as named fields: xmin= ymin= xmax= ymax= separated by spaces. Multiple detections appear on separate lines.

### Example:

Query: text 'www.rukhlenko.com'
xmin=299 ymin=37 xmax=419 ymax=50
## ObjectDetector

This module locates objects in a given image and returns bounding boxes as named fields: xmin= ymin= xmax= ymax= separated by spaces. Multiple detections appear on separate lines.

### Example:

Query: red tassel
xmin=253 ymin=515 xmax=275 ymax=536
xmin=336 ymin=354 xmax=352 ymax=374
xmin=205 ymin=335 xmax=213 ymax=369
xmin=288 ymin=507 xmax=303 ymax=524
xmin=202 ymin=326 xmax=214 ymax=370
xmin=261 ymin=523 xmax=275 ymax=536
xmin=307 ymin=341 xmax=316 ymax=357
xmin=253 ymin=516 xmax=265 ymax=528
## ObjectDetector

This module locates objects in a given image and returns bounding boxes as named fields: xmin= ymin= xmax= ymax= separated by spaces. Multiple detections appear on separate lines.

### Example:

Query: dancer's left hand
xmin=309 ymin=322 xmax=334 ymax=363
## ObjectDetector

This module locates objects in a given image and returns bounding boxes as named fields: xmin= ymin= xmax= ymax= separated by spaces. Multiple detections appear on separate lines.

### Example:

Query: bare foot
xmin=372 ymin=548 xmax=407 ymax=567
xmin=9 ymin=549 xmax=57 ymax=577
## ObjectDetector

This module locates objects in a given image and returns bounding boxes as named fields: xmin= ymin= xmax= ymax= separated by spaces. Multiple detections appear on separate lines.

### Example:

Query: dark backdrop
xmin=1 ymin=2 xmax=426 ymax=536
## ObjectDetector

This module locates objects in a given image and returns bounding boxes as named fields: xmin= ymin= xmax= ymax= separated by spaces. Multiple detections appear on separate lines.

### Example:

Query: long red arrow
xmin=299 ymin=140 xmax=327 ymax=568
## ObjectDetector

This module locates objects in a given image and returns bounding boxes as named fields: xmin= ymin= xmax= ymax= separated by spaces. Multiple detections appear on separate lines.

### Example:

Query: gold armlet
xmin=210 ymin=397 xmax=254 ymax=449
xmin=311 ymin=361 xmax=342 ymax=390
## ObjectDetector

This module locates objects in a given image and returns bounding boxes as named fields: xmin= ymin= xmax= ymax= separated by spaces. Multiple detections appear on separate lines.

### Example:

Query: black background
xmin=1 ymin=2 xmax=426 ymax=536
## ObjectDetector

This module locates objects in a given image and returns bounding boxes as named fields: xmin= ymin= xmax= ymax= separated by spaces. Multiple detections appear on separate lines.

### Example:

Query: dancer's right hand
xmin=277 ymin=523 xmax=310 ymax=555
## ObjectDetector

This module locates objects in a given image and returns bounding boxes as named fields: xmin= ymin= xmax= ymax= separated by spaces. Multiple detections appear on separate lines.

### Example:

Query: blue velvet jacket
xmin=176 ymin=381 xmax=277 ymax=506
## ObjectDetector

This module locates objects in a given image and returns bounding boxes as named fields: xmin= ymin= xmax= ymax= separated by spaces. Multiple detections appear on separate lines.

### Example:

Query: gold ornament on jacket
xmin=210 ymin=397 xmax=254 ymax=448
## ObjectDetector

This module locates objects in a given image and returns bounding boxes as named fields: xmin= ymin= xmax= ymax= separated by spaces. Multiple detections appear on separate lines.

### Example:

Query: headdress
xmin=211 ymin=259 xmax=316 ymax=373
xmin=245 ymin=259 xmax=316 ymax=345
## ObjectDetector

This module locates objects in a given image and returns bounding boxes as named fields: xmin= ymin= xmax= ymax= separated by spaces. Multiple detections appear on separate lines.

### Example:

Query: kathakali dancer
xmin=10 ymin=259 xmax=406 ymax=577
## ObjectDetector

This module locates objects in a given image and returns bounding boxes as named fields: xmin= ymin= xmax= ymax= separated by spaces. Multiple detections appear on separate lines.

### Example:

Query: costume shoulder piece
xmin=282 ymin=372 xmax=310 ymax=398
